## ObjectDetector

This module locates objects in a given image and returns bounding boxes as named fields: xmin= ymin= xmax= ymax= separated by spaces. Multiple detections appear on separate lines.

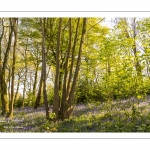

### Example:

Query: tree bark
xmin=124 ymin=18 xmax=142 ymax=77
xmin=132 ymin=18 xmax=142 ymax=77
xmin=1 ymin=18 xmax=14 ymax=115
xmin=14 ymin=72 xmax=21 ymax=101
xmin=33 ymin=63 xmax=39 ymax=96
xmin=53 ymin=18 xmax=62 ymax=119
xmin=61 ymin=18 xmax=72 ymax=118
xmin=67 ymin=18 xmax=80 ymax=96
xmin=22 ymin=39 xmax=28 ymax=108
xmin=59 ymin=18 xmax=87 ymax=119
xmin=66 ymin=18 xmax=87 ymax=118
xmin=40 ymin=18 xmax=49 ymax=119
xmin=34 ymin=68 xmax=43 ymax=109
xmin=9 ymin=18 xmax=18 ymax=117
xmin=0 ymin=18 xmax=4 ymax=101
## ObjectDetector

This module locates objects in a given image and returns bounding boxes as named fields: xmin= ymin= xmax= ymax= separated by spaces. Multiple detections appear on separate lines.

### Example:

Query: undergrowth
xmin=1 ymin=97 xmax=150 ymax=132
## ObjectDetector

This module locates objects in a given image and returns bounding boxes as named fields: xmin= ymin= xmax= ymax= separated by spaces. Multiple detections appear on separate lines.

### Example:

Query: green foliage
xmin=40 ymin=121 xmax=57 ymax=132
xmin=76 ymin=17 xmax=150 ymax=106
xmin=76 ymin=83 xmax=104 ymax=103
xmin=14 ymin=95 xmax=23 ymax=108
xmin=14 ymin=94 xmax=36 ymax=108
xmin=24 ymin=95 xmax=36 ymax=107
xmin=53 ymin=99 xmax=150 ymax=132
xmin=47 ymin=88 xmax=54 ymax=105
xmin=49 ymin=112 xmax=56 ymax=120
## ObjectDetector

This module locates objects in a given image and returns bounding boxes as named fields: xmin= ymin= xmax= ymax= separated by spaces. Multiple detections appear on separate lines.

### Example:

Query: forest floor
xmin=1 ymin=96 xmax=150 ymax=132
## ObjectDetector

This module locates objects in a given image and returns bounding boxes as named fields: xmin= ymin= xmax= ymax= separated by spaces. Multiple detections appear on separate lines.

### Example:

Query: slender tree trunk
xmin=132 ymin=18 xmax=141 ymax=77
xmin=34 ymin=69 xmax=43 ymax=109
xmin=14 ymin=72 xmax=21 ymax=101
xmin=9 ymin=18 xmax=18 ymax=117
xmin=1 ymin=18 xmax=13 ymax=115
xmin=22 ymin=78 xmax=26 ymax=108
xmin=8 ymin=67 xmax=11 ymax=103
xmin=29 ymin=72 xmax=32 ymax=95
xmin=33 ymin=63 xmax=39 ymax=96
xmin=61 ymin=18 xmax=72 ymax=118
xmin=59 ymin=18 xmax=87 ymax=119
xmin=1 ymin=76 xmax=8 ymax=115
xmin=125 ymin=18 xmax=142 ymax=77
xmin=0 ymin=19 xmax=4 ymax=104
xmin=22 ymin=39 xmax=28 ymax=108
xmin=40 ymin=18 xmax=49 ymax=119
xmin=146 ymin=59 xmax=150 ymax=78
xmin=66 ymin=18 xmax=87 ymax=118
xmin=53 ymin=18 xmax=62 ymax=119
xmin=58 ymin=70 xmax=63 ymax=101
xmin=67 ymin=18 xmax=80 ymax=96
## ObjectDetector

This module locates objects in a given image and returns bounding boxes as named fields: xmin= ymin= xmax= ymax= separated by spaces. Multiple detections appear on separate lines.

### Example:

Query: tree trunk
xmin=14 ymin=72 xmax=21 ymax=101
xmin=60 ymin=18 xmax=87 ymax=119
xmin=22 ymin=39 xmax=28 ymax=108
xmin=125 ymin=18 xmax=142 ymax=77
xmin=61 ymin=18 xmax=73 ymax=118
xmin=53 ymin=18 xmax=62 ymax=119
xmin=1 ymin=18 xmax=14 ymax=115
xmin=33 ymin=63 xmax=39 ymax=96
xmin=132 ymin=18 xmax=142 ymax=77
xmin=66 ymin=18 xmax=87 ymax=118
xmin=40 ymin=18 xmax=49 ymax=119
xmin=8 ymin=67 xmax=11 ymax=103
xmin=34 ymin=67 xmax=43 ymax=109
xmin=9 ymin=18 xmax=18 ymax=117
xmin=67 ymin=18 xmax=80 ymax=96
xmin=0 ymin=18 xmax=4 ymax=104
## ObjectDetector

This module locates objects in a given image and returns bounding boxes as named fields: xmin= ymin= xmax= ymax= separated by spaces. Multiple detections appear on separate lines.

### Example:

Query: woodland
xmin=1 ymin=17 xmax=150 ymax=132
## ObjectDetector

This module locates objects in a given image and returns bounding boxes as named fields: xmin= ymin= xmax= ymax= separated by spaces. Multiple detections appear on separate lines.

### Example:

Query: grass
xmin=1 ymin=96 xmax=150 ymax=132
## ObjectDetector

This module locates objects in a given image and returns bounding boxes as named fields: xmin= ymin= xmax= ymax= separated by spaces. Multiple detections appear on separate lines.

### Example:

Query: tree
xmin=1 ymin=18 xmax=14 ymax=115
xmin=0 ymin=18 xmax=4 ymax=107
xmin=40 ymin=18 xmax=49 ymax=119
xmin=53 ymin=18 xmax=87 ymax=119
xmin=53 ymin=18 xmax=62 ymax=119
xmin=8 ymin=18 xmax=18 ymax=117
